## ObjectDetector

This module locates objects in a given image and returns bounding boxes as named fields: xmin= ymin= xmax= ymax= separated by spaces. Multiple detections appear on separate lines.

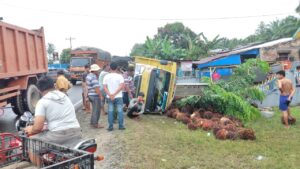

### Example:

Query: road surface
xmin=0 ymin=85 xmax=83 ymax=133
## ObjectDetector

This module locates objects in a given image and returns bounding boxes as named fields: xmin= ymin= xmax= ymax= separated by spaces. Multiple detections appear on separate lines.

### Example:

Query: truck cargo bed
xmin=0 ymin=21 xmax=47 ymax=79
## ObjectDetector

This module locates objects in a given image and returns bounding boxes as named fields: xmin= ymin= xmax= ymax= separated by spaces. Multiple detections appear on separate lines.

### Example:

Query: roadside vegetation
xmin=121 ymin=107 xmax=300 ymax=169
xmin=131 ymin=16 xmax=300 ymax=60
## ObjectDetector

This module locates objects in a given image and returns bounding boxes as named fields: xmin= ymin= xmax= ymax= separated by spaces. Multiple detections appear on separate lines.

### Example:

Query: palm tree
xmin=198 ymin=33 xmax=223 ymax=57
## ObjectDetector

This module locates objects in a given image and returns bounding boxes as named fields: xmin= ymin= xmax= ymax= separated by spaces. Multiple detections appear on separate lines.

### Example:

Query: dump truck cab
xmin=69 ymin=47 xmax=111 ymax=85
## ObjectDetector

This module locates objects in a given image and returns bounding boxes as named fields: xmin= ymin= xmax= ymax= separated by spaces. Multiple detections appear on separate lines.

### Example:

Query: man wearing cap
xmin=86 ymin=64 xmax=104 ymax=128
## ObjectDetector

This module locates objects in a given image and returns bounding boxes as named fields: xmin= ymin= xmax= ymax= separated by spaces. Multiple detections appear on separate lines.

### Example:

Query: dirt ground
xmin=77 ymin=109 xmax=126 ymax=169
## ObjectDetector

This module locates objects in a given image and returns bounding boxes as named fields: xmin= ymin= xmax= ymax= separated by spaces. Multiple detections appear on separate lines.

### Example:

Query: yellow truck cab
xmin=134 ymin=56 xmax=208 ymax=114
xmin=134 ymin=57 xmax=177 ymax=113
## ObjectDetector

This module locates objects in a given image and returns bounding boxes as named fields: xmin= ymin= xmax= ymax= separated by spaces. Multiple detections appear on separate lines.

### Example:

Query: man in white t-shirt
xmin=103 ymin=62 xmax=125 ymax=131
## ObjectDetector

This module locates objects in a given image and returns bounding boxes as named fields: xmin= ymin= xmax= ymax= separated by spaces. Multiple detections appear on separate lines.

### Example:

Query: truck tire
xmin=23 ymin=84 xmax=41 ymax=114
xmin=10 ymin=94 xmax=25 ymax=116
xmin=71 ymin=80 xmax=77 ymax=85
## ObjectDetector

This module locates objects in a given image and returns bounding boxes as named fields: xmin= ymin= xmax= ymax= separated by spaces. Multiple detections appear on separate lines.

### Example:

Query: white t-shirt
xmin=35 ymin=90 xmax=80 ymax=131
xmin=103 ymin=73 xmax=124 ymax=98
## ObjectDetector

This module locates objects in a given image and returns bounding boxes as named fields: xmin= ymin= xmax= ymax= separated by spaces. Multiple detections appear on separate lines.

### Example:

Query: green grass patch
xmin=121 ymin=107 xmax=300 ymax=169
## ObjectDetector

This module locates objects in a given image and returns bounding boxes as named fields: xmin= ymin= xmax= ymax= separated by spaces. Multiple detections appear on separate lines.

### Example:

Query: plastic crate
xmin=0 ymin=133 xmax=94 ymax=169
xmin=0 ymin=133 xmax=23 ymax=167
xmin=22 ymin=136 xmax=94 ymax=169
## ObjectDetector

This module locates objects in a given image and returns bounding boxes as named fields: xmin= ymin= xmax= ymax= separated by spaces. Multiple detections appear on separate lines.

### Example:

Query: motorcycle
xmin=15 ymin=112 xmax=104 ymax=164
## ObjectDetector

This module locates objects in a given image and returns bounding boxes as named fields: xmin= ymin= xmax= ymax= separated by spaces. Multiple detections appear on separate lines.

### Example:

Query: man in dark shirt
xmin=82 ymin=65 xmax=91 ymax=113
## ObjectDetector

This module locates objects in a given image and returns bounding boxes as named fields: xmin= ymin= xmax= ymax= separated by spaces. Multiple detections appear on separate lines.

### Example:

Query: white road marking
xmin=74 ymin=100 xmax=83 ymax=110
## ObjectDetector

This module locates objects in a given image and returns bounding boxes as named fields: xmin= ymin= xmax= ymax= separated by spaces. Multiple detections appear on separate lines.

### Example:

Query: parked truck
xmin=0 ymin=21 xmax=47 ymax=115
xmin=69 ymin=47 xmax=111 ymax=85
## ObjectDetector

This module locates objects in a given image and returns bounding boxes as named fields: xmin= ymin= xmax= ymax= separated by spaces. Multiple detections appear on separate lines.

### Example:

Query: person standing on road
xmin=122 ymin=66 xmax=135 ymax=109
xmin=103 ymin=62 xmax=125 ymax=131
xmin=56 ymin=70 xmax=72 ymax=95
xmin=99 ymin=65 xmax=110 ymax=115
xmin=86 ymin=64 xmax=104 ymax=129
xmin=276 ymin=70 xmax=296 ymax=128
xmin=82 ymin=65 xmax=91 ymax=113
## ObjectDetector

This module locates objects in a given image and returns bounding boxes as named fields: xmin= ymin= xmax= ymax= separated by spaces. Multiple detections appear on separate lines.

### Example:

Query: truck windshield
xmin=70 ymin=58 xmax=90 ymax=67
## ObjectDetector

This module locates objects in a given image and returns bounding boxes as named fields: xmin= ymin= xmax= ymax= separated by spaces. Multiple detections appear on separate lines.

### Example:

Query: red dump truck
xmin=0 ymin=21 xmax=47 ymax=116
xmin=69 ymin=47 xmax=111 ymax=85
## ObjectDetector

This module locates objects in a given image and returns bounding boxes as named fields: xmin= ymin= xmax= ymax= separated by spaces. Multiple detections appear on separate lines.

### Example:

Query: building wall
xmin=260 ymin=39 xmax=300 ymax=62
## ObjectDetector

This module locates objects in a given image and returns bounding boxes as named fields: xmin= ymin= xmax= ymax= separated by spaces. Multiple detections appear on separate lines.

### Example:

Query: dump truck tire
xmin=11 ymin=94 xmax=25 ymax=116
xmin=23 ymin=84 xmax=41 ymax=114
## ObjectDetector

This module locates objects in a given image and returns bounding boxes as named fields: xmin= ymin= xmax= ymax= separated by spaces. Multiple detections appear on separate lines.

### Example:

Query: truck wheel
xmin=71 ymin=80 xmax=77 ymax=85
xmin=23 ymin=84 xmax=41 ymax=114
xmin=10 ymin=94 xmax=25 ymax=116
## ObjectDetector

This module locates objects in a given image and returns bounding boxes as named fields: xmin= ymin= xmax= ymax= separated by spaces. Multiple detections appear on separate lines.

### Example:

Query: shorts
xmin=279 ymin=95 xmax=292 ymax=111
xmin=29 ymin=128 xmax=82 ymax=152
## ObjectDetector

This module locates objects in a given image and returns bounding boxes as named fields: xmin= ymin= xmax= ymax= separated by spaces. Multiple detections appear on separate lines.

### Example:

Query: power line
xmin=0 ymin=2 xmax=296 ymax=21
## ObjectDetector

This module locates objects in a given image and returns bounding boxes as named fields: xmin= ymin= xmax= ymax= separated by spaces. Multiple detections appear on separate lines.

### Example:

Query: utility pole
xmin=66 ymin=37 xmax=75 ymax=49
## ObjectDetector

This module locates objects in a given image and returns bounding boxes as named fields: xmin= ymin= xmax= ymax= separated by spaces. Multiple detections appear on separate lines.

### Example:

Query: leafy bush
xmin=177 ymin=59 xmax=269 ymax=122
xmin=177 ymin=84 xmax=260 ymax=122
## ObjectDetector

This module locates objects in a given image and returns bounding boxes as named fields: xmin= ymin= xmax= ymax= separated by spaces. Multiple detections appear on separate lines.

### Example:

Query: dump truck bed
xmin=0 ymin=21 xmax=47 ymax=79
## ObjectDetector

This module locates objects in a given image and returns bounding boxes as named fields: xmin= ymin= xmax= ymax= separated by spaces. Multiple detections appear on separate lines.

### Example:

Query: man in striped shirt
xmin=86 ymin=64 xmax=104 ymax=128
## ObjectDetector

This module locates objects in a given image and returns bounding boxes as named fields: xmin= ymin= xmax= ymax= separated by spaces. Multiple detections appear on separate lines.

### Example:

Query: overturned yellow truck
xmin=134 ymin=56 xmax=207 ymax=114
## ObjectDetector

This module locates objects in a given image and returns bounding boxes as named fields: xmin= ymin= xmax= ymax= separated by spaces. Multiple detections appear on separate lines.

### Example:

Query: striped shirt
xmin=122 ymin=72 xmax=135 ymax=93
xmin=86 ymin=73 xmax=100 ymax=96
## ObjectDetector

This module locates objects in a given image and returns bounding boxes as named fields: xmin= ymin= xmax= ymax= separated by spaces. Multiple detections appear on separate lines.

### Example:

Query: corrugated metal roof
xmin=193 ymin=38 xmax=293 ymax=65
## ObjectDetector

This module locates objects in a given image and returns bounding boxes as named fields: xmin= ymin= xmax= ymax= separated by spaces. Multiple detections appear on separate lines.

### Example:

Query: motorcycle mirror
xmin=20 ymin=115 xmax=28 ymax=121
xmin=24 ymin=111 xmax=33 ymax=118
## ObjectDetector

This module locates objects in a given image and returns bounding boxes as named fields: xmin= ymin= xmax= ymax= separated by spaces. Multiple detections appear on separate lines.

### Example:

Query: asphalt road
xmin=0 ymin=84 xmax=83 ymax=133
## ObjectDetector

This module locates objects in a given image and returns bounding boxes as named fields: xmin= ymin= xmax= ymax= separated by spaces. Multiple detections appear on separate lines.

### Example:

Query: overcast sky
xmin=0 ymin=0 xmax=299 ymax=56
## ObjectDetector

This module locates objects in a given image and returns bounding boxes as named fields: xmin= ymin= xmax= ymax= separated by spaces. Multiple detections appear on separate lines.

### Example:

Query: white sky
xmin=0 ymin=0 xmax=298 ymax=56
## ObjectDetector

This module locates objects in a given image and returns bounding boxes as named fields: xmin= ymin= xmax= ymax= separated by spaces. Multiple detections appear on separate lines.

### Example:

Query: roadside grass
xmin=121 ymin=107 xmax=300 ymax=169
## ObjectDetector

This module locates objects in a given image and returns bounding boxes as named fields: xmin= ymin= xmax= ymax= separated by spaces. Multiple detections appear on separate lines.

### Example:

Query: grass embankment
xmin=121 ymin=108 xmax=300 ymax=169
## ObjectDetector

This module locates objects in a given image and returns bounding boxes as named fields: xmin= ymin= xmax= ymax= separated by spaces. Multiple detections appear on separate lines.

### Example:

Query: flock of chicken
xmin=165 ymin=106 xmax=256 ymax=141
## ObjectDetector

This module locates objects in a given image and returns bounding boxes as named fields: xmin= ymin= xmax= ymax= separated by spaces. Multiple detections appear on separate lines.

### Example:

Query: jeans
xmin=88 ymin=95 xmax=101 ymax=125
xmin=108 ymin=98 xmax=124 ymax=129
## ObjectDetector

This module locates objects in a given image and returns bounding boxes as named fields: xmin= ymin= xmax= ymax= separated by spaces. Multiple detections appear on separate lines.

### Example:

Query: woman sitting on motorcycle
xmin=24 ymin=76 xmax=82 ymax=166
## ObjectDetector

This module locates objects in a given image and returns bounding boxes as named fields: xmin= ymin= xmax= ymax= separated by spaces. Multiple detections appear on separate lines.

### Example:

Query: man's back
xmin=280 ymin=78 xmax=293 ymax=96
xmin=99 ymin=70 xmax=109 ymax=88
xmin=103 ymin=73 xmax=124 ymax=98
xmin=35 ymin=90 xmax=80 ymax=131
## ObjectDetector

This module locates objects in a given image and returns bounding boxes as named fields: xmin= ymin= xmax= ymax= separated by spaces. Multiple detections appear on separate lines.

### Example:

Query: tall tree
xmin=47 ymin=43 xmax=56 ymax=62
xmin=130 ymin=43 xmax=146 ymax=56
xmin=156 ymin=22 xmax=197 ymax=49
xmin=60 ymin=48 xmax=71 ymax=64
xmin=296 ymin=3 xmax=300 ymax=14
